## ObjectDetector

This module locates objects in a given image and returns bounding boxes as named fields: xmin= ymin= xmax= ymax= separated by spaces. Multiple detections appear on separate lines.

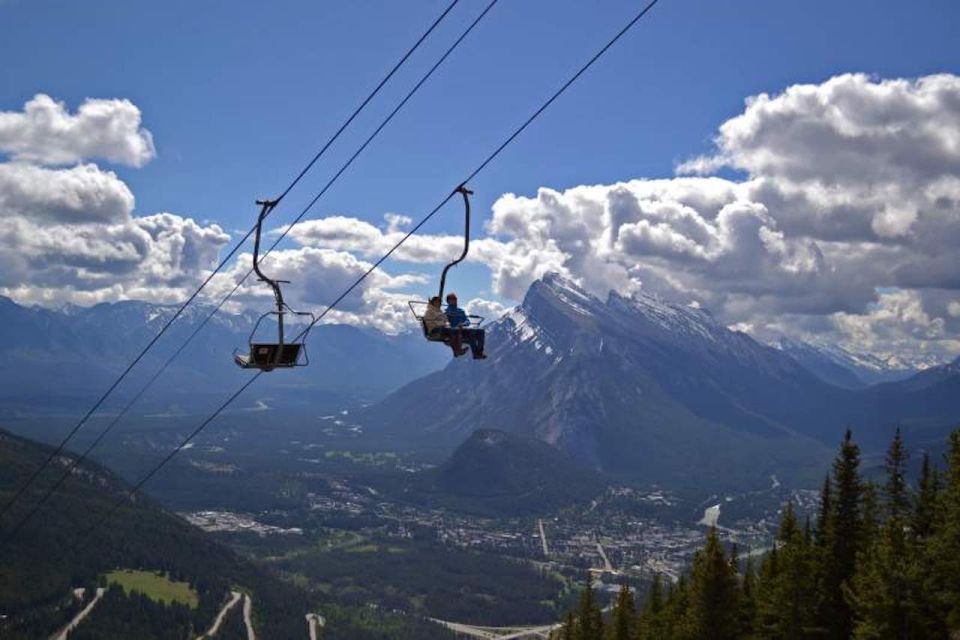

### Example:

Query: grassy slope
xmin=105 ymin=569 xmax=199 ymax=608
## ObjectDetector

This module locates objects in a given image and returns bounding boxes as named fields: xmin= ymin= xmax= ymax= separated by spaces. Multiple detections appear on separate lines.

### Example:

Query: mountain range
xmin=0 ymin=295 xmax=447 ymax=418
xmin=2 ymin=277 xmax=958 ymax=492
xmin=359 ymin=274 xmax=960 ymax=489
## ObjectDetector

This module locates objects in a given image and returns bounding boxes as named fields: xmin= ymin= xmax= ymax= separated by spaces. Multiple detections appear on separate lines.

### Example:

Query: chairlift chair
xmin=408 ymin=184 xmax=486 ymax=343
xmin=233 ymin=199 xmax=315 ymax=371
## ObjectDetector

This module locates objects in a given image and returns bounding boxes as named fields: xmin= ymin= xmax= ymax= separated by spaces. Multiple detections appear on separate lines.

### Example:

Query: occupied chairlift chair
xmin=408 ymin=184 xmax=485 ymax=343
xmin=234 ymin=199 xmax=315 ymax=371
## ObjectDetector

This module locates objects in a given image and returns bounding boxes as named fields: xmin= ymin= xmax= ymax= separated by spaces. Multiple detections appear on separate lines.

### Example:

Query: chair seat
xmin=234 ymin=343 xmax=302 ymax=369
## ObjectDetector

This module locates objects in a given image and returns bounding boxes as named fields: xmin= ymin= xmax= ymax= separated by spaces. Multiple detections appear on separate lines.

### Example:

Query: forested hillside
xmin=556 ymin=427 xmax=960 ymax=639
xmin=0 ymin=428 xmax=455 ymax=639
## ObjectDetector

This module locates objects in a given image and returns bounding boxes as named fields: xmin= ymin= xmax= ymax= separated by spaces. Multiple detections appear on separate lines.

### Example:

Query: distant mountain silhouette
xmin=0 ymin=296 xmax=447 ymax=417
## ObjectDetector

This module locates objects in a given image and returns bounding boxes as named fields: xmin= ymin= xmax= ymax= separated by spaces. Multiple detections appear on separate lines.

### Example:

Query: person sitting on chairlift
xmin=423 ymin=296 xmax=467 ymax=357
xmin=445 ymin=293 xmax=486 ymax=359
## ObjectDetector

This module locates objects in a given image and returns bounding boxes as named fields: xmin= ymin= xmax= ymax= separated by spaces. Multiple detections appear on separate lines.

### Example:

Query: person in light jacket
xmin=423 ymin=296 xmax=466 ymax=357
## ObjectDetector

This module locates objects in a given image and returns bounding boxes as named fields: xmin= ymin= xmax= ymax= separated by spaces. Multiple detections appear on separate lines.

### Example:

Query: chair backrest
xmin=250 ymin=343 xmax=302 ymax=367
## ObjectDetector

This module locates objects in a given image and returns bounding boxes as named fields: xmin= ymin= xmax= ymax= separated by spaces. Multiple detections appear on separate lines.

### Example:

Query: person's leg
xmin=464 ymin=329 xmax=486 ymax=358
xmin=445 ymin=328 xmax=467 ymax=356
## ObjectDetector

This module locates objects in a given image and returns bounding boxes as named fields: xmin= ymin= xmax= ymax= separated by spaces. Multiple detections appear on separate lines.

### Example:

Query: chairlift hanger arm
xmin=438 ymin=184 xmax=473 ymax=300
xmin=252 ymin=198 xmax=286 ymax=311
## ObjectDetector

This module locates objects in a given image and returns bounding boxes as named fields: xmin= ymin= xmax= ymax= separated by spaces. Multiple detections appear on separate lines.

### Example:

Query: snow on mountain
xmin=772 ymin=337 xmax=920 ymax=388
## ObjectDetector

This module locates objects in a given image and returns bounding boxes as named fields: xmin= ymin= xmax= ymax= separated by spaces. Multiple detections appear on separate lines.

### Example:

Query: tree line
xmin=556 ymin=427 xmax=960 ymax=639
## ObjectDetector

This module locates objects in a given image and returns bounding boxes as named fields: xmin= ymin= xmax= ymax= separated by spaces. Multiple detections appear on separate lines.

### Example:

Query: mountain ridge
xmin=0 ymin=295 xmax=448 ymax=418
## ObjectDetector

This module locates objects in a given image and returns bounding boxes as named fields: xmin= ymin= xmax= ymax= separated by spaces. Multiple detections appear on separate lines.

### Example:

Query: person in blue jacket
xmin=445 ymin=293 xmax=486 ymax=359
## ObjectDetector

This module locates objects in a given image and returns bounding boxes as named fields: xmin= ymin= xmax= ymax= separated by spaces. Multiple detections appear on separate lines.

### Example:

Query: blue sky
xmin=2 ymin=0 xmax=960 ymax=361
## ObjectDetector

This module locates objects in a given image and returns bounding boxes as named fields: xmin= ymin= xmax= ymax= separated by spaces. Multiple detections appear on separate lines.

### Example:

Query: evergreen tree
xmin=815 ymin=474 xmax=834 ymax=548
xmin=861 ymin=481 xmax=881 ymax=541
xmin=927 ymin=429 xmax=960 ymax=634
xmin=907 ymin=449 xmax=947 ymax=638
xmin=682 ymin=528 xmax=740 ymax=640
xmin=912 ymin=452 xmax=940 ymax=539
xmin=755 ymin=503 xmax=819 ymax=639
xmin=663 ymin=576 xmax=690 ymax=640
xmin=851 ymin=430 xmax=912 ymax=639
xmin=576 ymin=572 xmax=604 ymax=640
xmin=608 ymin=583 xmax=634 ymax=640
xmin=820 ymin=429 xmax=864 ymax=640
xmin=739 ymin=553 xmax=756 ymax=637
xmin=884 ymin=427 xmax=910 ymax=521
xmin=637 ymin=574 xmax=664 ymax=640
xmin=560 ymin=610 xmax=577 ymax=640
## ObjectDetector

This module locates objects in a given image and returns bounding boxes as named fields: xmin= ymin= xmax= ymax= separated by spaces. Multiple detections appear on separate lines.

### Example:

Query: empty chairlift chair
xmin=233 ymin=199 xmax=315 ymax=371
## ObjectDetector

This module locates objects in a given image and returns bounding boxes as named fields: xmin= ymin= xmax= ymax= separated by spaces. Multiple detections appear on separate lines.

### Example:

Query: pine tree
xmin=927 ymin=429 xmax=960 ymax=634
xmin=815 ymin=473 xmax=834 ymax=548
xmin=912 ymin=452 xmax=940 ymax=539
xmin=907 ymin=450 xmax=946 ymax=638
xmin=682 ymin=528 xmax=740 ymax=639
xmin=754 ymin=503 xmax=819 ymax=639
xmin=637 ymin=574 xmax=664 ymax=640
xmin=608 ymin=583 xmax=634 ymax=640
xmin=739 ymin=552 xmax=756 ymax=637
xmin=884 ymin=427 xmax=910 ymax=520
xmin=820 ymin=429 xmax=864 ymax=640
xmin=851 ymin=430 xmax=912 ymax=639
xmin=576 ymin=571 xmax=604 ymax=640
xmin=663 ymin=575 xmax=690 ymax=640
xmin=560 ymin=610 xmax=577 ymax=640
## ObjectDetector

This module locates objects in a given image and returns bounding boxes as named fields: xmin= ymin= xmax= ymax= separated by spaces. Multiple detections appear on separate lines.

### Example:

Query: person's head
xmin=446 ymin=293 xmax=458 ymax=306
xmin=428 ymin=296 xmax=442 ymax=308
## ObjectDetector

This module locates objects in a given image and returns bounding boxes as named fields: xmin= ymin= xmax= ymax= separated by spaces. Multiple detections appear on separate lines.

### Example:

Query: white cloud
xmin=0 ymin=94 xmax=156 ymax=167
xmin=475 ymin=74 xmax=960 ymax=362
xmin=210 ymin=247 xmax=428 ymax=333
xmin=0 ymin=94 xmax=227 ymax=306
xmin=465 ymin=298 xmax=508 ymax=322
xmin=0 ymin=162 xmax=134 ymax=224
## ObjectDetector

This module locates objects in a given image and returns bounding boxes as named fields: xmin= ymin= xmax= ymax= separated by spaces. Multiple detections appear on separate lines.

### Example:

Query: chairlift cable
xmin=0 ymin=1 xmax=461 ymax=528
xmin=66 ymin=0 xmax=663 ymax=551
xmin=0 ymin=0 xmax=497 ymax=545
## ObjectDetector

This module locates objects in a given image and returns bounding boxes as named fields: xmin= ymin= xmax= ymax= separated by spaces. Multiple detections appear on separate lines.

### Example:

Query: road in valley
xmin=595 ymin=540 xmax=614 ymax=573
xmin=50 ymin=587 xmax=105 ymax=640
xmin=538 ymin=519 xmax=550 ymax=557
xmin=305 ymin=613 xmax=325 ymax=640
xmin=243 ymin=593 xmax=256 ymax=640
xmin=197 ymin=591 xmax=242 ymax=639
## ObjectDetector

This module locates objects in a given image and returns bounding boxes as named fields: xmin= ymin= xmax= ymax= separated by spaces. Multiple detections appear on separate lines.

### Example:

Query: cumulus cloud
xmin=209 ymin=247 xmax=427 ymax=333
xmin=465 ymin=298 xmax=508 ymax=322
xmin=0 ymin=94 xmax=156 ymax=167
xmin=0 ymin=162 xmax=134 ymax=224
xmin=474 ymin=74 xmax=960 ymax=363
xmin=0 ymin=94 xmax=228 ymax=307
